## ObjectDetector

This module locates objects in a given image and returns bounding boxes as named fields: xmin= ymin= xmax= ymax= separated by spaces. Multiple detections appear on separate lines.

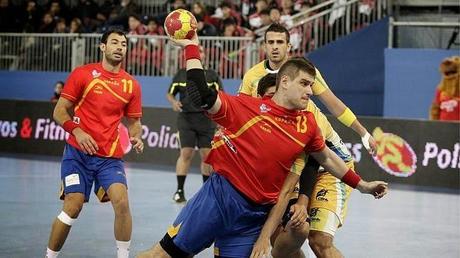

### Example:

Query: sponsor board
xmin=0 ymin=100 xmax=459 ymax=189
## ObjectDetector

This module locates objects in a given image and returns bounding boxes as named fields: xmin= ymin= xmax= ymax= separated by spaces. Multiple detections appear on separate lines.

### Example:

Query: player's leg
xmin=308 ymin=170 xmax=352 ymax=258
xmin=138 ymin=173 xmax=227 ymax=258
xmin=309 ymin=228 xmax=342 ymax=258
xmin=47 ymin=193 xmax=85 ymax=257
xmin=271 ymin=199 xmax=309 ymax=258
xmin=95 ymin=160 xmax=131 ymax=258
xmin=198 ymin=147 xmax=211 ymax=181
xmin=174 ymin=114 xmax=197 ymax=202
xmin=196 ymin=113 xmax=215 ymax=182
xmin=46 ymin=144 xmax=92 ymax=257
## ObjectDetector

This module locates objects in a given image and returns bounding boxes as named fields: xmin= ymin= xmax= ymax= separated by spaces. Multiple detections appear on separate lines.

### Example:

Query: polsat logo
xmin=372 ymin=127 xmax=417 ymax=177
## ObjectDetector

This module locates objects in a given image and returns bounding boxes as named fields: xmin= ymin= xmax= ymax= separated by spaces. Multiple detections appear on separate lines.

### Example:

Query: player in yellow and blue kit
xmin=241 ymin=23 xmax=378 ymax=258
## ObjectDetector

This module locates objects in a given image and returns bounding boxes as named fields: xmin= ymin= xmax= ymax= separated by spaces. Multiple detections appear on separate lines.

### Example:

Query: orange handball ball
xmin=164 ymin=9 xmax=198 ymax=40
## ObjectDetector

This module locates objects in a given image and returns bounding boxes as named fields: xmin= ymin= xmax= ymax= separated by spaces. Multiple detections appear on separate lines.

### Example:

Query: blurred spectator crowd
xmin=0 ymin=0 xmax=318 ymax=37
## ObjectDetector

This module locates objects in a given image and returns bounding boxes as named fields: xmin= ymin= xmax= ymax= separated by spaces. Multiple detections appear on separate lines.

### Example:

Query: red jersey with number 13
xmin=207 ymin=92 xmax=325 ymax=205
xmin=61 ymin=63 xmax=142 ymax=158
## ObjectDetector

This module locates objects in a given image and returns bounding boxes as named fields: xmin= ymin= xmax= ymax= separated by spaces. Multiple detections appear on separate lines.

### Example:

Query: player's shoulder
xmin=245 ymin=60 xmax=266 ymax=76
xmin=77 ymin=62 xmax=100 ymax=72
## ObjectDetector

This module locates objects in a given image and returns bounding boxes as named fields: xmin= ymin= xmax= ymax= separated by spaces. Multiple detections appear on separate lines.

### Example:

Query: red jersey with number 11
xmin=207 ymin=92 xmax=325 ymax=205
xmin=61 ymin=63 xmax=142 ymax=158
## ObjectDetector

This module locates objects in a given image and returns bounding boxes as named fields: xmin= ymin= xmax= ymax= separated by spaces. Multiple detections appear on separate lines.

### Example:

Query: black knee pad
xmin=159 ymin=233 xmax=191 ymax=258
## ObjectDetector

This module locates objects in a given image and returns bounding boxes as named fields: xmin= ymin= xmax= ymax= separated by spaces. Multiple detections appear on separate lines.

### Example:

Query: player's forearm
xmin=350 ymin=119 xmax=369 ymax=138
xmin=127 ymin=118 xmax=142 ymax=138
xmin=298 ymin=157 xmax=320 ymax=199
xmin=311 ymin=148 xmax=349 ymax=180
xmin=53 ymin=99 xmax=73 ymax=125
xmin=296 ymin=194 xmax=309 ymax=207
xmin=319 ymin=89 xmax=369 ymax=137
xmin=258 ymin=173 xmax=298 ymax=239
xmin=166 ymin=94 xmax=176 ymax=105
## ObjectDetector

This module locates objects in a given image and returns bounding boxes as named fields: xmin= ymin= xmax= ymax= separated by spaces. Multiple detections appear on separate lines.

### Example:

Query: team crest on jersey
xmin=259 ymin=104 xmax=271 ymax=113
xmin=92 ymin=69 xmax=101 ymax=78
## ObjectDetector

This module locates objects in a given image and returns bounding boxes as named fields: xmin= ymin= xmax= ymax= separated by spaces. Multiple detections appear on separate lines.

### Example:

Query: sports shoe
xmin=173 ymin=189 xmax=186 ymax=203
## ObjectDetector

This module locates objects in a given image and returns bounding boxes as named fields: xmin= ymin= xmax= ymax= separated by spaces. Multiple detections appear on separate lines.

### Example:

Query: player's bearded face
xmin=264 ymin=32 xmax=291 ymax=63
xmin=102 ymin=34 xmax=127 ymax=64
xmin=287 ymin=71 xmax=314 ymax=109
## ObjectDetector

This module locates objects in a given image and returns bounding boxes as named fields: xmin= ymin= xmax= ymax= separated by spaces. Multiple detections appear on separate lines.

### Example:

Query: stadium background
xmin=0 ymin=0 xmax=459 ymax=257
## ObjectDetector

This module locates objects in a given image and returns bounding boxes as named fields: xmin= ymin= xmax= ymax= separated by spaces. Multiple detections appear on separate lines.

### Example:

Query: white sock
xmin=46 ymin=247 xmax=60 ymax=258
xmin=116 ymin=240 xmax=131 ymax=258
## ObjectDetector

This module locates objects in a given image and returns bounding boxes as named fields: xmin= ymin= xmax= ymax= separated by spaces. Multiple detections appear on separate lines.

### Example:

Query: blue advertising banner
xmin=1 ymin=100 xmax=459 ymax=189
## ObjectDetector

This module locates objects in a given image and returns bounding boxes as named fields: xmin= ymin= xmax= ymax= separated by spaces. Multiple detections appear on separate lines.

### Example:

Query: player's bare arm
xmin=53 ymin=97 xmax=98 ymax=155
xmin=311 ymin=147 xmax=388 ymax=198
xmin=166 ymin=93 xmax=183 ymax=112
xmin=250 ymin=172 xmax=302 ymax=258
xmin=317 ymin=89 xmax=377 ymax=155
xmin=126 ymin=117 xmax=143 ymax=154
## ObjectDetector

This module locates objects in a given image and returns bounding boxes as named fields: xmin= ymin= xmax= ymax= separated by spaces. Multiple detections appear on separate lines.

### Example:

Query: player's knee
xmin=112 ymin=196 xmax=130 ymax=216
xmin=57 ymin=211 xmax=77 ymax=226
xmin=291 ymin=223 xmax=310 ymax=239
xmin=180 ymin=149 xmax=194 ymax=161
xmin=309 ymin=232 xmax=333 ymax=252
xmin=62 ymin=199 xmax=83 ymax=219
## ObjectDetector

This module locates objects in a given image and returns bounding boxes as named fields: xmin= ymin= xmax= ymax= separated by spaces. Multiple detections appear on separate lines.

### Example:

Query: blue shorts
xmin=162 ymin=173 xmax=272 ymax=257
xmin=59 ymin=144 xmax=126 ymax=202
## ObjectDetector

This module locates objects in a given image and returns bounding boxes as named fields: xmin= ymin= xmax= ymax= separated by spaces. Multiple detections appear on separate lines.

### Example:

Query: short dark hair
xmin=100 ymin=28 xmax=127 ymax=44
xmin=276 ymin=57 xmax=316 ymax=89
xmin=257 ymin=73 xmax=277 ymax=96
xmin=264 ymin=22 xmax=290 ymax=43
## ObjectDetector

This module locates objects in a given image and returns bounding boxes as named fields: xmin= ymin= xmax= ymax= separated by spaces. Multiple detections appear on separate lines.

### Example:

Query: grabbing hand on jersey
xmin=285 ymin=202 xmax=309 ymax=229
xmin=73 ymin=128 xmax=99 ymax=155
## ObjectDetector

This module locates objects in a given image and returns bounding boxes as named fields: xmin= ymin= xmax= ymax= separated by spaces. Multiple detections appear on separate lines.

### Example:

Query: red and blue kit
xmin=61 ymin=63 xmax=142 ymax=158
xmin=207 ymin=92 xmax=325 ymax=204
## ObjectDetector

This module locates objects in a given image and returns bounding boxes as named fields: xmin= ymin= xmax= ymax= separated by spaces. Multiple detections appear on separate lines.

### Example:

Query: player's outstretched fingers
xmin=88 ymin=137 xmax=99 ymax=151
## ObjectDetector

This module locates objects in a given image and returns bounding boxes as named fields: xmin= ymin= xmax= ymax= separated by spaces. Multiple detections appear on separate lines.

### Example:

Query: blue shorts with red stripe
xmin=60 ymin=143 xmax=126 ymax=202
xmin=162 ymin=173 xmax=272 ymax=257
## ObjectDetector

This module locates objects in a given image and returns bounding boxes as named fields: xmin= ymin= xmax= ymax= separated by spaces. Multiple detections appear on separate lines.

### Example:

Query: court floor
xmin=0 ymin=154 xmax=459 ymax=258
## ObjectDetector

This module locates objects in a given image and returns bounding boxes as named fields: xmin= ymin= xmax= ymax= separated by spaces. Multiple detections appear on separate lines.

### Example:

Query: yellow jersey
xmin=239 ymin=60 xmax=330 ymax=97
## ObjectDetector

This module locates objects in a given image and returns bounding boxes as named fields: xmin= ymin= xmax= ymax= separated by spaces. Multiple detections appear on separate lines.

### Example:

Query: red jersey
xmin=207 ymin=92 xmax=325 ymax=204
xmin=61 ymin=63 xmax=142 ymax=158
xmin=433 ymin=89 xmax=460 ymax=121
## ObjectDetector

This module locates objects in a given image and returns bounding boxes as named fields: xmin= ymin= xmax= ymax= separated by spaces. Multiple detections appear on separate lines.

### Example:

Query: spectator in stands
xmin=146 ymin=17 xmax=164 ymax=35
xmin=248 ymin=0 xmax=269 ymax=29
xmin=20 ymin=0 xmax=42 ymax=32
xmin=69 ymin=18 xmax=83 ymax=33
xmin=430 ymin=56 xmax=460 ymax=121
xmin=54 ymin=18 xmax=68 ymax=33
xmin=259 ymin=9 xmax=272 ymax=27
xmin=38 ymin=12 xmax=55 ymax=33
xmin=270 ymin=7 xmax=281 ymax=23
xmin=171 ymin=0 xmax=187 ymax=10
xmin=128 ymin=14 xmax=146 ymax=35
xmin=0 ymin=0 xmax=20 ymax=32
xmin=280 ymin=0 xmax=298 ymax=28
xmin=47 ymin=0 xmax=69 ymax=20
xmin=192 ymin=1 xmax=211 ymax=23
xmin=216 ymin=2 xmax=242 ymax=32
xmin=111 ymin=0 xmax=139 ymax=30
xmin=50 ymin=81 xmax=64 ymax=103
xmin=73 ymin=0 xmax=99 ymax=33
xmin=196 ymin=15 xmax=218 ymax=36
